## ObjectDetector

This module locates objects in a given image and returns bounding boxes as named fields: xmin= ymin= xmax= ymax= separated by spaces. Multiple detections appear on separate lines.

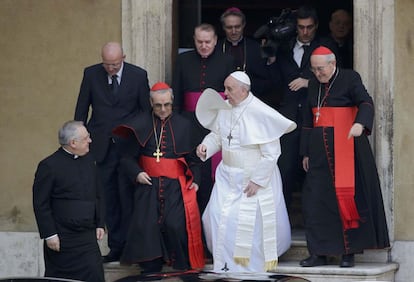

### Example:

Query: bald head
xmin=102 ymin=42 xmax=124 ymax=60
xmin=101 ymin=42 xmax=125 ymax=76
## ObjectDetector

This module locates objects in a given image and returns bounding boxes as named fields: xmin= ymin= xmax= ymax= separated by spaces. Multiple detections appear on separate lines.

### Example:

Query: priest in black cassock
xmin=172 ymin=23 xmax=235 ymax=214
xmin=217 ymin=7 xmax=275 ymax=103
xmin=33 ymin=120 xmax=105 ymax=281
xmin=112 ymin=82 xmax=205 ymax=274
xmin=299 ymin=46 xmax=390 ymax=268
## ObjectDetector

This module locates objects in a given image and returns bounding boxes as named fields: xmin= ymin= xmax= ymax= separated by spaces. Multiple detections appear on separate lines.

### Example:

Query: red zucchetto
xmin=312 ymin=46 xmax=334 ymax=56
xmin=151 ymin=82 xmax=170 ymax=91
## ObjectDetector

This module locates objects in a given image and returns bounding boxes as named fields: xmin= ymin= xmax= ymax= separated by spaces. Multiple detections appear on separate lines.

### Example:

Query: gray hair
xmin=58 ymin=120 xmax=84 ymax=146
xmin=237 ymin=80 xmax=251 ymax=92
xmin=150 ymin=88 xmax=174 ymax=100
xmin=326 ymin=53 xmax=336 ymax=63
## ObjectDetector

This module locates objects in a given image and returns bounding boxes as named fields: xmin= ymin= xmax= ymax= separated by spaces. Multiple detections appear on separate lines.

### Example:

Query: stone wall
xmin=0 ymin=0 xmax=121 ymax=232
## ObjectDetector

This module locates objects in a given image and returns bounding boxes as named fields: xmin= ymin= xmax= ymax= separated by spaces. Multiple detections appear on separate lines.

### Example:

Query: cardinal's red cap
xmin=312 ymin=46 xmax=334 ymax=56
xmin=151 ymin=82 xmax=170 ymax=91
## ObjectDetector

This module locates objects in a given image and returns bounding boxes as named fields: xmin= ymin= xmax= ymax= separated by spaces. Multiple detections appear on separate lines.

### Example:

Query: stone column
xmin=121 ymin=0 xmax=173 ymax=86
xmin=354 ymin=0 xmax=395 ymax=242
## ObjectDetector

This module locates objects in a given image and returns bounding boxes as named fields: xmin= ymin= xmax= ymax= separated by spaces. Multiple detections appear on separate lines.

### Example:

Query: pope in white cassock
xmin=196 ymin=71 xmax=297 ymax=273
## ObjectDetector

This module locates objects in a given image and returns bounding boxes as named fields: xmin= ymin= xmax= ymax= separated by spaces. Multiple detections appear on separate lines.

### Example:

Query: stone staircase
xmin=102 ymin=192 xmax=398 ymax=281
xmin=276 ymin=230 xmax=399 ymax=282
xmin=102 ymin=230 xmax=398 ymax=282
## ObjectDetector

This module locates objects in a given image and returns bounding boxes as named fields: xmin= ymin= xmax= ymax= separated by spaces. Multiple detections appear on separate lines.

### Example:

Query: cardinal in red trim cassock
xmin=112 ymin=82 xmax=204 ymax=274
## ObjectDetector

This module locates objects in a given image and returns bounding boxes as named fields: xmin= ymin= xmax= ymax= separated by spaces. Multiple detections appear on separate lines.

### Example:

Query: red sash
xmin=312 ymin=107 xmax=360 ymax=230
xmin=139 ymin=155 xmax=205 ymax=269
xmin=184 ymin=91 xmax=225 ymax=179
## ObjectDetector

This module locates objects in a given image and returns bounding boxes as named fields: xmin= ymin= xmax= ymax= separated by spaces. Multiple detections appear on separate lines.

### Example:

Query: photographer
xmin=262 ymin=5 xmax=338 ymax=212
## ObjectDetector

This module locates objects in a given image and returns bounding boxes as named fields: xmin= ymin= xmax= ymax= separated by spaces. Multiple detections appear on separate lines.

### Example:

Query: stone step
xmin=281 ymin=229 xmax=390 ymax=264
xmin=104 ymin=261 xmax=398 ymax=282
xmin=277 ymin=261 xmax=399 ymax=282
xmin=103 ymin=230 xmax=396 ymax=282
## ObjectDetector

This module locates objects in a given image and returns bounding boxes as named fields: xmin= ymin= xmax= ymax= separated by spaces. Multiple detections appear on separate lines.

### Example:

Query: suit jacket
xmin=74 ymin=62 xmax=150 ymax=162
xmin=275 ymin=36 xmax=339 ymax=125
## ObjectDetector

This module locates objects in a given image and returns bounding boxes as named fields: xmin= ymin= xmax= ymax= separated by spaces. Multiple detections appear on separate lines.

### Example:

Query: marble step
xmin=103 ymin=230 xmax=396 ymax=282
xmin=104 ymin=261 xmax=398 ymax=282
xmin=277 ymin=261 xmax=398 ymax=282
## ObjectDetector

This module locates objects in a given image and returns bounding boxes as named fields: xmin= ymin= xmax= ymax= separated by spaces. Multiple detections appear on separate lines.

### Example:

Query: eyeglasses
xmin=310 ymin=64 xmax=330 ymax=73
xmin=152 ymin=102 xmax=173 ymax=110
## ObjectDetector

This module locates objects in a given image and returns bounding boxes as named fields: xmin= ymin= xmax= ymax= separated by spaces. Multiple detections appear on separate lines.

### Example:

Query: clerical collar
xmin=62 ymin=147 xmax=79 ymax=159
xmin=152 ymin=112 xmax=172 ymax=122
xmin=226 ymin=36 xmax=244 ymax=47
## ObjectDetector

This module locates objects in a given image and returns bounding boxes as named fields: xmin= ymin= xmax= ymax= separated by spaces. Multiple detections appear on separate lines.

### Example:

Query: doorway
xmin=177 ymin=0 xmax=353 ymax=230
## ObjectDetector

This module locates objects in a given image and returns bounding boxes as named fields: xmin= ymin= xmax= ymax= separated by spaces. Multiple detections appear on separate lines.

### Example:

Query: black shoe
xmin=300 ymin=255 xmax=327 ymax=267
xmin=102 ymin=250 xmax=121 ymax=263
xmin=340 ymin=254 xmax=355 ymax=267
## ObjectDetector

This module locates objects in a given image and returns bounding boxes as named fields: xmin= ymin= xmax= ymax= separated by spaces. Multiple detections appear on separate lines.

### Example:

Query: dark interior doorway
xmin=178 ymin=0 xmax=353 ymax=49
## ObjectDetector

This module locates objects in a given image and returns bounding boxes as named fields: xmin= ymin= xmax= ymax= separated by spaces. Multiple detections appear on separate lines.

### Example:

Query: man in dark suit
xmin=74 ymin=41 xmax=151 ymax=262
xmin=271 ymin=5 xmax=338 ymax=213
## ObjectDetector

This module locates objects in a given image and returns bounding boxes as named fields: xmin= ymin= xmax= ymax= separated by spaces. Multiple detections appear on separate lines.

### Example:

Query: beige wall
xmin=394 ymin=0 xmax=414 ymax=240
xmin=0 ymin=0 xmax=121 ymax=231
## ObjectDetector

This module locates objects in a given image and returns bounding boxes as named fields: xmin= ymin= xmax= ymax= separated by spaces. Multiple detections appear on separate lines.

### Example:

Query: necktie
xmin=300 ymin=45 xmax=309 ymax=66
xmin=111 ymin=75 xmax=119 ymax=95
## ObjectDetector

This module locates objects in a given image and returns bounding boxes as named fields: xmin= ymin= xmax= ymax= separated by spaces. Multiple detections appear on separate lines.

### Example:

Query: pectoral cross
xmin=227 ymin=133 xmax=233 ymax=146
xmin=153 ymin=148 xmax=163 ymax=162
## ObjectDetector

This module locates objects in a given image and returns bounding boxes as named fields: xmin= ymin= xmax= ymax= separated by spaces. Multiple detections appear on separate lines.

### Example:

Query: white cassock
xmin=197 ymin=90 xmax=296 ymax=273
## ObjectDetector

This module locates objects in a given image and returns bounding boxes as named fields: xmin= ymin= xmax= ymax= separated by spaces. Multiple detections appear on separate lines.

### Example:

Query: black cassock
xmin=300 ymin=68 xmax=390 ymax=255
xmin=171 ymin=48 xmax=235 ymax=214
xmin=113 ymin=112 xmax=201 ymax=270
xmin=216 ymin=37 xmax=274 ymax=100
xmin=33 ymin=148 xmax=104 ymax=281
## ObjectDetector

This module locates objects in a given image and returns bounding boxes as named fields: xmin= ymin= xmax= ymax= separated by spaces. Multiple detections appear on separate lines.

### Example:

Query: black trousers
xmin=97 ymin=142 xmax=134 ymax=254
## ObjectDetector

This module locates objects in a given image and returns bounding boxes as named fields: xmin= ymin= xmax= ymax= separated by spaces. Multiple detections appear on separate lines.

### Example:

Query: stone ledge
xmin=276 ymin=261 xmax=399 ymax=282
xmin=103 ymin=262 xmax=398 ymax=282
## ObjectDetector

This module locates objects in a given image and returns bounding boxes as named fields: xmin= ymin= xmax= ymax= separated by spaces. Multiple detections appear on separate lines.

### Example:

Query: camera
xmin=254 ymin=9 xmax=297 ymax=58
